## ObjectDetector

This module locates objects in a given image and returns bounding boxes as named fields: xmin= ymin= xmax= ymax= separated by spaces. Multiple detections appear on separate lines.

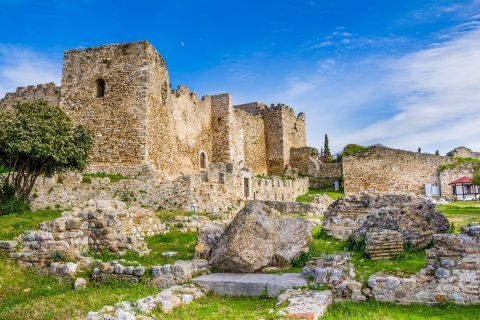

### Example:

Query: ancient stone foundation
xmin=365 ymin=230 xmax=404 ymax=260
xmin=368 ymin=223 xmax=480 ymax=304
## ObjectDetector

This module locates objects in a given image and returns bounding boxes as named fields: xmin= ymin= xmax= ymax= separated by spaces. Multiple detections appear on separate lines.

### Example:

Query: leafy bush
xmin=50 ymin=250 xmax=67 ymax=262
xmin=439 ymin=157 xmax=480 ymax=172
xmin=0 ymin=183 xmax=30 ymax=215
xmin=342 ymin=144 xmax=367 ymax=157
xmin=0 ymin=100 xmax=94 ymax=202
xmin=292 ymin=251 xmax=313 ymax=268
xmin=344 ymin=235 xmax=366 ymax=253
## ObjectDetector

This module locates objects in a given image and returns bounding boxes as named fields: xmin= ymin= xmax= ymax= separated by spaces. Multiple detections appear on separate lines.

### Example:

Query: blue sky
xmin=1 ymin=0 xmax=480 ymax=153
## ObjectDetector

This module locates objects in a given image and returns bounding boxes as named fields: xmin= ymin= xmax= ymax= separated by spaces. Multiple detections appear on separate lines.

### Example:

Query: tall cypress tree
xmin=323 ymin=134 xmax=332 ymax=161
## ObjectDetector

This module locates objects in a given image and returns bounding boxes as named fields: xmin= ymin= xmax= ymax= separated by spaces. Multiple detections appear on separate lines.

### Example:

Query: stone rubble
xmin=84 ymin=284 xmax=206 ymax=319
xmin=3 ymin=199 xmax=167 ymax=275
xmin=302 ymin=253 xmax=365 ymax=301
xmin=323 ymin=192 xmax=449 ymax=249
xmin=193 ymin=222 xmax=226 ymax=259
xmin=275 ymin=289 xmax=332 ymax=320
xmin=367 ymin=223 xmax=480 ymax=304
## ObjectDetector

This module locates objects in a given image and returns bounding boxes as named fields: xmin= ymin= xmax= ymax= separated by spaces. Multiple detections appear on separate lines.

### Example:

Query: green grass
xmin=157 ymin=294 xmax=277 ymax=320
xmin=0 ymin=255 xmax=158 ymax=320
xmin=323 ymin=301 xmax=480 ymax=320
xmin=156 ymin=294 xmax=480 ymax=320
xmin=0 ymin=209 xmax=62 ymax=240
xmin=437 ymin=201 xmax=480 ymax=233
xmin=81 ymin=171 xmax=129 ymax=183
xmin=296 ymin=187 xmax=343 ymax=202
xmin=271 ymin=227 xmax=426 ymax=282
xmin=438 ymin=157 xmax=480 ymax=172
xmin=90 ymin=230 xmax=197 ymax=266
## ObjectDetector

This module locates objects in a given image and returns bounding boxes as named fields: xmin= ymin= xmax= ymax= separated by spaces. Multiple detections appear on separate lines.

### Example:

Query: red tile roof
xmin=449 ymin=176 xmax=473 ymax=185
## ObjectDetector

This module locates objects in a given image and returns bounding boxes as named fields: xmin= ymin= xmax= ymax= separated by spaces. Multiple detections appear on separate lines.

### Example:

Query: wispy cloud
xmin=307 ymin=31 xmax=410 ymax=51
xmin=0 ymin=45 xmax=61 ymax=98
xmin=342 ymin=24 xmax=480 ymax=152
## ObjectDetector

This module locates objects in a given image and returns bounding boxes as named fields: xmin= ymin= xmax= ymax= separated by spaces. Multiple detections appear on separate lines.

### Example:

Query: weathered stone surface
xmin=276 ymin=289 xmax=332 ymax=320
xmin=84 ymin=284 xmax=206 ymax=319
xmin=0 ymin=240 xmax=17 ymax=252
xmin=193 ymin=223 xmax=225 ymax=259
xmin=8 ymin=200 xmax=167 ymax=275
xmin=368 ymin=224 xmax=480 ymax=305
xmin=209 ymin=202 xmax=313 ymax=272
xmin=74 ymin=277 xmax=87 ymax=290
xmin=365 ymin=229 xmax=404 ymax=260
xmin=323 ymin=192 xmax=449 ymax=249
xmin=192 ymin=273 xmax=307 ymax=297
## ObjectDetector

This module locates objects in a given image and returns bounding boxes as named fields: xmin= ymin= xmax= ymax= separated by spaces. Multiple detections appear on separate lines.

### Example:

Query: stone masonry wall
xmin=61 ymin=41 xmax=150 ymax=165
xmin=343 ymin=147 xmax=451 ymax=195
xmin=234 ymin=109 xmax=268 ymax=175
xmin=0 ymin=82 xmax=61 ymax=109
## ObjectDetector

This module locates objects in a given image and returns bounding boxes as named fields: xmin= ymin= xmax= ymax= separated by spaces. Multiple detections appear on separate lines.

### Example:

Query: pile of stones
xmin=1 ymin=199 xmax=167 ymax=274
xmin=275 ymin=289 xmax=332 ymax=320
xmin=84 ymin=284 xmax=206 ymax=320
xmin=302 ymin=253 xmax=365 ymax=301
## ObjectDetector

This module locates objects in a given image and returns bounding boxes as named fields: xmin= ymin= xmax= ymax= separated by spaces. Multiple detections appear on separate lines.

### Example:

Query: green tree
xmin=323 ymin=134 xmax=332 ymax=162
xmin=473 ymin=168 xmax=480 ymax=187
xmin=0 ymin=100 xmax=94 ymax=203
xmin=435 ymin=150 xmax=440 ymax=156
xmin=342 ymin=144 xmax=367 ymax=157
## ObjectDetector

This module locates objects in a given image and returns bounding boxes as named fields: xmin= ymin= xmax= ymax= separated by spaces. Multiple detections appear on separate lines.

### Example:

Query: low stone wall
xmin=368 ymin=224 xmax=480 ymax=304
xmin=260 ymin=200 xmax=327 ymax=215
xmin=252 ymin=177 xmax=309 ymax=202
xmin=4 ymin=200 xmax=167 ymax=272
xmin=85 ymin=284 xmax=207 ymax=319
xmin=32 ymin=164 xmax=308 ymax=215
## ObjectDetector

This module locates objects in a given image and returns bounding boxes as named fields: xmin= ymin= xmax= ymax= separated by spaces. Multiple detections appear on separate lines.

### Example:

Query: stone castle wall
xmin=234 ymin=109 xmax=268 ymax=175
xmin=0 ymin=82 xmax=60 ymax=109
xmin=1 ymin=41 xmax=311 ymax=181
xmin=61 ymin=41 xmax=151 ymax=165
xmin=343 ymin=147 xmax=451 ymax=195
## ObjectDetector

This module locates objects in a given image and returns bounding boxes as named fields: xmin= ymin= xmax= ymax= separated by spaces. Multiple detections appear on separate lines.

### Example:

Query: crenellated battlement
xmin=0 ymin=82 xmax=61 ymax=108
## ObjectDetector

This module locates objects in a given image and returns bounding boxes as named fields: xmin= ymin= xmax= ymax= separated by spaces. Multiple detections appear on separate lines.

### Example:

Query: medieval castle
xmin=0 ymin=41 xmax=311 ymax=180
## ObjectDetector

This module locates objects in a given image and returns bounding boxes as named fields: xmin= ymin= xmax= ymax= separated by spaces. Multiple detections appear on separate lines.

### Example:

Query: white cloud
xmin=338 ymin=24 xmax=480 ymax=153
xmin=0 ymin=45 xmax=61 ymax=99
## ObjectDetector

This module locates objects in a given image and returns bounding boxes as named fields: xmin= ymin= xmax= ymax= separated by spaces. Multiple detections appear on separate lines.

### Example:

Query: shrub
xmin=292 ymin=251 xmax=313 ymax=268
xmin=0 ymin=100 xmax=94 ymax=202
xmin=50 ymin=250 xmax=67 ymax=262
xmin=0 ymin=183 xmax=30 ymax=215
xmin=344 ymin=235 xmax=366 ymax=253
xmin=342 ymin=144 xmax=367 ymax=157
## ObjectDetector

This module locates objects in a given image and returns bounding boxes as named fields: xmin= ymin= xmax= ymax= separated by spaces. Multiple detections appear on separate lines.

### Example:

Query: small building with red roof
xmin=449 ymin=176 xmax=479 ymax=201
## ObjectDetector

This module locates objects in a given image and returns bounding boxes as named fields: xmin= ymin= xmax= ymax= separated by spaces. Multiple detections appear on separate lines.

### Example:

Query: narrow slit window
xmin=96 ymin=79 xmax=105 ymax=98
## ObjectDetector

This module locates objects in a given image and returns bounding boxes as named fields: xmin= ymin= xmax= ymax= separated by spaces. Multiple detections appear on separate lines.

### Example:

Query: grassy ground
xmin=89 ymin=230 xmax=197 ymax=266
xmin=437 ymin=201 xmax=480 ymax=232
xmin=296 ymin=187 xmax=343 ymax=202
xmin=273 ymin=227 xmax=425 ymax=283
xmin=0 ymin=255 xmax=158 ymax=320
xmin=0 ymin=209 xmax=62 ymax=240
xmin=159 ymin=294 xmax=480 ymax=320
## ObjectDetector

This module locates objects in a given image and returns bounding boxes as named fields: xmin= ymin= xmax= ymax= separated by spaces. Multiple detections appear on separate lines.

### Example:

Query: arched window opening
xmin=200 ymin=152 xmax=207 ymax=169
xmin=96 ymin=78 xmax=105 ymax=98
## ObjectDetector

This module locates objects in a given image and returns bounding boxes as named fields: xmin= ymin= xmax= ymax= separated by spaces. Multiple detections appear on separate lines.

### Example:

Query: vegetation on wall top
xmin=438 ymin=157 xmax=480 ymax=172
